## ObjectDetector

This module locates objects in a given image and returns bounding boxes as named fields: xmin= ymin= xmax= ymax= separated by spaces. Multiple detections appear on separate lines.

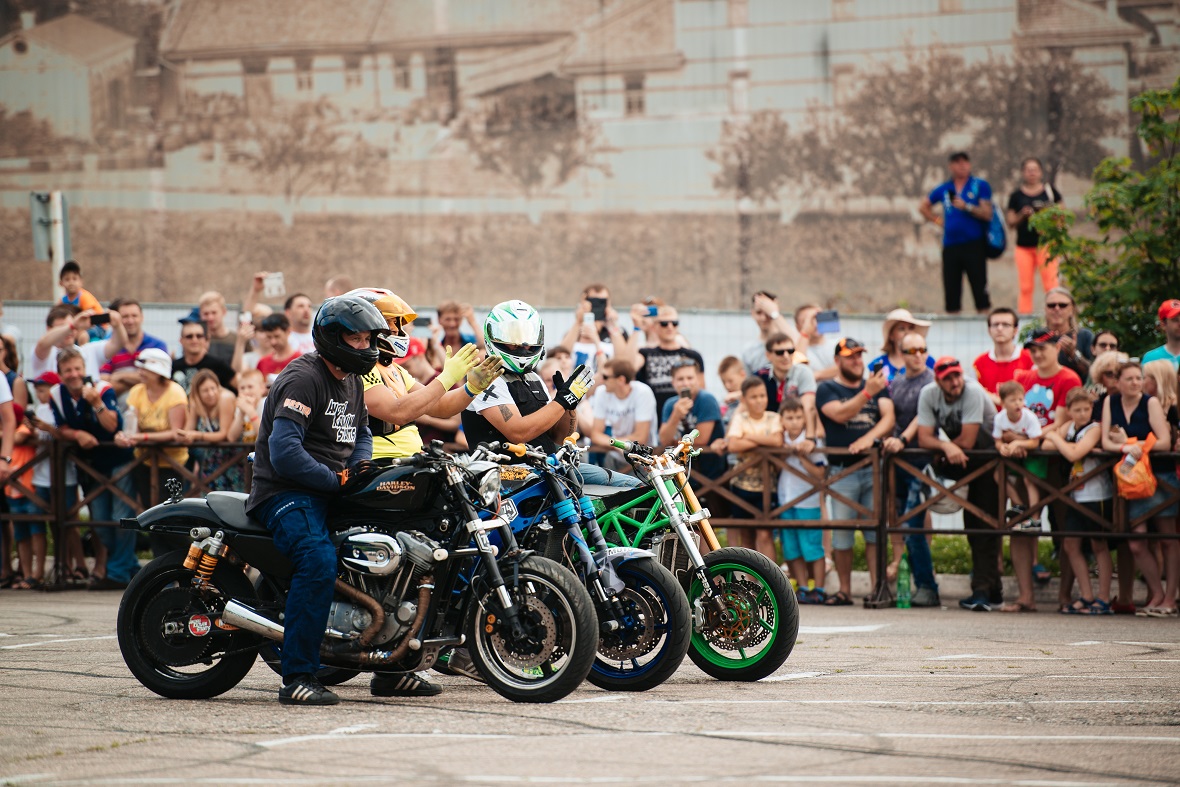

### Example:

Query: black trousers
xmin=965 ymin=469 xmax=1002 ymax=601
xmin=942 ymin=239 xmax=991 ymax=313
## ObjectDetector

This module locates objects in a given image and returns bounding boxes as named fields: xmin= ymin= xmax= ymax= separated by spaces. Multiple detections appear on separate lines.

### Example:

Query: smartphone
xmin=239 ymin=312 xmax=253 ymax=326
xmin=678 ymin=388 xmax=693 ymax=400
xmin=645 ymin=305 xmax=659 ymax=318
xmin=90 ymin=312 xmax=111 ymax=325
xmin=588 ymin=297 xmax=607 ymax=322
xmin=412 ymin=316 xmax=431 ymax=327
xmin=263 ymin=271 xmax=286 ymax=299
xmin=869 ymin=358 xmax=886 ymax=375
xmin=816 ymin=309 xmax=840 ymax=335
xmin=583 ymin=312 xmax=595 ymax=326
xmin=83 ymin=376 xmax=94 ymax=386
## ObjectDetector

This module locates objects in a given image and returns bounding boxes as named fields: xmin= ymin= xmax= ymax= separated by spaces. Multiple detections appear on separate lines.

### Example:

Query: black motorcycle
xmin=116 ymin=443 xmax=598 ymax=704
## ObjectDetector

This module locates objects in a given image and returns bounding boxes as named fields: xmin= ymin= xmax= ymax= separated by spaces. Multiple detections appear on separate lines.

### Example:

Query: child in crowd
xmin=7 ymin=404 xmax=46 ymax=589
xmin=1041 ymin=387 xmax=1114 ymax=613
xmin=777 ymin=396 xmax=827 ymax=603
xmin=993 ymin=380 xmax=1043 ymax=527
xmin=58 ymin=260 xmax=102 ymax=314
xmin=236 ymin=368 xmax=265 ymax=443
xmin=725 ymin=376 xmax=783 ymax=560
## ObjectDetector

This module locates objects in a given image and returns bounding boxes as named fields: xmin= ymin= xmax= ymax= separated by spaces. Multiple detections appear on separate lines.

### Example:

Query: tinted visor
xmin=494 ymin=341 xmax=544 ymax=358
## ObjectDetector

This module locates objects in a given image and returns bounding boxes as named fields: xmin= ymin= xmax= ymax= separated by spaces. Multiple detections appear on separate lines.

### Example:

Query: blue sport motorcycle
xmin=482 ymin=438 xmax=690 ymax=692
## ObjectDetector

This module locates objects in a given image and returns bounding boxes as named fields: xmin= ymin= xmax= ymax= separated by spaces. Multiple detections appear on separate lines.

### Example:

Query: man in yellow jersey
xmin=346 ymin=288 xmax=502 ymax=461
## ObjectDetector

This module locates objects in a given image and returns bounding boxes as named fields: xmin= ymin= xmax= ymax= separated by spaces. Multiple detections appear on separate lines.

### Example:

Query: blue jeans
xmin=828 ymin=465 xmax=877 ymax=549
xmin=78 ymin=466 xmax=140 ymax=584
xmin=578 ymin=462 xmax=642 ymax=488
xmin=897 ymin=473 xmax=938 ymax=592
xmin=257 ymin=491 xmax=335 ymax=680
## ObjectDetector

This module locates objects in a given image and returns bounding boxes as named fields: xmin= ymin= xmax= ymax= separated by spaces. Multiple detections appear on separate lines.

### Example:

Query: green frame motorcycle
xmin=590 ymin=432 xmax=798 ymax=681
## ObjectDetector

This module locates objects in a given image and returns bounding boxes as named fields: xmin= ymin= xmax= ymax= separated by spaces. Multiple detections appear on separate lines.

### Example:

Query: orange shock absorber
xmin=192 ymin=551 xmax=220 ymax=588
xmin=182 ymin=543 xmax=202 ymax=570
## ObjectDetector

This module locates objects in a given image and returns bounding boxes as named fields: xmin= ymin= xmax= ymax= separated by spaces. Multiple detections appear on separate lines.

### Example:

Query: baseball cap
xmin=33 ymin=371 xmax=61 ymax=386
xmin=178 ymin=306 xmax=203 ymax=324
xmin=1024 ymin=326 xmax=1059 ymax=349
xmin=933 ymin=356 xmax=963 ymax=380
xmin=1158 ymin=299 xmax=1180 ymax=321
xmin=834 ymin=337 xmax=867 ymax=357
xmin=948 ymin=151 xmax=970 ymax=162
xmin=392 ymin=336 xmax=426 ymax=365
xmin=134 ymin=347 xmax=173 ymax=379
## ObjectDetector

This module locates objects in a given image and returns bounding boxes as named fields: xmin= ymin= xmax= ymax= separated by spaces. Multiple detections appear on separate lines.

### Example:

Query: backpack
xmin=980 ymin=177 xmax=1005 ymax=259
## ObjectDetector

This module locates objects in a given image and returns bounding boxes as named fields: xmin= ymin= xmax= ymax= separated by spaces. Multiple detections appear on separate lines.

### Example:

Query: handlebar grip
xmin=565 ymin=432 xmax=580 ymax=445
xmin=505 ymin=442 xmax=528 ymax=458
xmin=685 ymin=428 xmax=700 ymax=442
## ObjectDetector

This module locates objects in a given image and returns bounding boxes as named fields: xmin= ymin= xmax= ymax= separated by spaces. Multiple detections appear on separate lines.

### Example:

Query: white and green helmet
xmin=484 ymin=300 xmax=546 ymax=374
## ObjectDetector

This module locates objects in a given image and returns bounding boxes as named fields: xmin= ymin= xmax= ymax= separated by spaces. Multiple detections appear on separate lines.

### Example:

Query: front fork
xmin=649 ymin=468 xmax=733 ymax=626
xmin=549 ymin=480 xmax=630 ymax=631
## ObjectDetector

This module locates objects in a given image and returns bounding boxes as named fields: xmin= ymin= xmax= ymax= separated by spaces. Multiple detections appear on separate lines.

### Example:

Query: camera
xmin=678 ymin=388 xmax=693 ymax=400
xmin=588 ymin=297 xmax=607 ymax=322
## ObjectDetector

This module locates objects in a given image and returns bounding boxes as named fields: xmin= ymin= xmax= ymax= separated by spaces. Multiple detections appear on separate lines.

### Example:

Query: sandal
xmin=0 ymin=574 xmax=16 ymax=590
xmin=823 ymin=591 xmax=853 ymax=606
xmin=1000 ymin=601 xmax=1037 ymax=613
xmin=1033 ymin=563 xmax=1051 ymax=585
xmin=1088 ymin=599 xmax=1114 ymax=615
xmin=12 ymin=577 xmax=42 ymax=591
xmin=1139 ymin=606 xmax=1180 ymax=618
xmin=1060 ymin=598 xmax=1094 ymax=615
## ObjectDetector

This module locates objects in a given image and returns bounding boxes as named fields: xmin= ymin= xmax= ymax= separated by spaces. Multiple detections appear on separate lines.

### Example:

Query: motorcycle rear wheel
xmin=685 ymin=547 xmax=798 ymax=681
xmin=586 ymin=557 xmax=691 ymax=692
xmin=117 ymin=550 xmax=262 ymax=699
xmin=465 ymin=556 xmax=596 ymax=703
xmin=252 ymin=576 xmax=361 ymax=686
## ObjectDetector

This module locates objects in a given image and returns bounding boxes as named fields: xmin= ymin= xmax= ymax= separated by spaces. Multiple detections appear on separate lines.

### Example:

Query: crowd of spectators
xmin=1 ymin=259 xmax=1179 ymax=620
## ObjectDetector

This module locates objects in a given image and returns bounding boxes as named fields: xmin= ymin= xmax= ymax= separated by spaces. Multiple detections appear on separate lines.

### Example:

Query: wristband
xmin=768 ymin=310 xmax=781 ymax=321
xmin=463 ymin=382 xmax=476 ymax=397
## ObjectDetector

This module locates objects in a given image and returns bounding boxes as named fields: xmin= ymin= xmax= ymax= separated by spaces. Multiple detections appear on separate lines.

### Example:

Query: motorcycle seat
xmin=206 ymin=492 xmax=268 ymax=534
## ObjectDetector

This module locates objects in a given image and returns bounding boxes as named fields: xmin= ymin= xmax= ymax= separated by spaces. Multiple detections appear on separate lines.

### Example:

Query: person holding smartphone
xmin=560 ymin=284 xmax=628 ymax=372
xmin=100 ymin=298 xmax=170 ymax=393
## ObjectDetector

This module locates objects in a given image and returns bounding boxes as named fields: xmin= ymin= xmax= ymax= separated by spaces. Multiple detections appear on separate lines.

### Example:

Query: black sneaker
xmin=279 ymin=674 xmax=339 ymax=706
xmin=371 ymin=671 xmax=442 ymax=697
xmin=436 ymin=647 xmax=485 ymax=683
xmin=958 ymin=594 xmax=992 ymax=612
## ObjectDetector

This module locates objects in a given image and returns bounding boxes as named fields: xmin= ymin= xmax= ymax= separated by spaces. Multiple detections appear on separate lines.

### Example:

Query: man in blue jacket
xmin=919 ymin=151 xmax=995 ymax=315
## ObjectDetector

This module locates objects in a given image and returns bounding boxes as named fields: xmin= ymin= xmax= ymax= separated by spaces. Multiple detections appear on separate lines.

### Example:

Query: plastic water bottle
xmin=123 ymin=405 xmax=138 ymax=436
xmin=896 ymin=552 xmax=912 ymax=609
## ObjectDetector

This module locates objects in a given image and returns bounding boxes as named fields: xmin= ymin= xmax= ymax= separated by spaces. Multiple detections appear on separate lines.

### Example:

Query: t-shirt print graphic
xmin=1025 ymin=384 xmax=1054 ymax=427
xmin=325 ymin=398 xmax=357 ymax=442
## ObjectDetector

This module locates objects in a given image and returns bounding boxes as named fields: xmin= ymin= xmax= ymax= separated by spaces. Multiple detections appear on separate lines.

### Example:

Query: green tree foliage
xmin=707 ymin=110 xmax=835 ymax=205
xmin=1033 ymin=79 xmax=1180 ymax=355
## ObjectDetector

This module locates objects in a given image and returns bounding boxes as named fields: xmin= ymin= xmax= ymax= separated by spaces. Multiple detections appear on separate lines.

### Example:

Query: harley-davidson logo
xmin=377 ymin=480 xmax=415 ymax=495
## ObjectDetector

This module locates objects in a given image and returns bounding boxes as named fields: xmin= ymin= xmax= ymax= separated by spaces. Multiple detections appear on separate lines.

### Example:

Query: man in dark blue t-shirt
xmin=816 ymin=338 xmax=895 ymax=606
xmin=919 ymin=151 xmax=994 ymax=315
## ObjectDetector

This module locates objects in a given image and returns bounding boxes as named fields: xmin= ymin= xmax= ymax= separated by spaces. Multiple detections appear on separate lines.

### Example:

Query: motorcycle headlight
xmin=476 ymin=467 xmax=501 ymax=507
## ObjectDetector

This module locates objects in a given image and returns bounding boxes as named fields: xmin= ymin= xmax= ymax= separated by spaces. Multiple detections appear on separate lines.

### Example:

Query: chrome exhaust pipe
xmin=222 ymin=599 xmax=284 ymax=641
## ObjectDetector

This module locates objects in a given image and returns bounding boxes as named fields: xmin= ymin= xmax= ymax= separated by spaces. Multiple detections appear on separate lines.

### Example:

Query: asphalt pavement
xmin=1 ymin=585 xmax=1178 ymax=786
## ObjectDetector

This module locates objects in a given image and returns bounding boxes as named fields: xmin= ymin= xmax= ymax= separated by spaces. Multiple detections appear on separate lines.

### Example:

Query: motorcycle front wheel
xmin=465 ymin=556 xmax=596 ymax=703
xmin=685 ymin=547 xmax=798 ymax=681
xmin=117 ymin=550 xmax=262 ymax=699
xmin=587 ymin=557 xmax=691 ymax=692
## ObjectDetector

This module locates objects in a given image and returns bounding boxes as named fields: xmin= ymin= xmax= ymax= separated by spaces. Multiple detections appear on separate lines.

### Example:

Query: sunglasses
xmin=934 ymin=361 xmax=960 ymax=373
xmin=901 ymin=347 xmax=927 ymax=355
xmin=1045 ymin=302 xmax=1071 ymax=309
xmin=770 ymin=348 xmax=795 ymax=356
xmin=181 ymin=333 xmax=206 ymax=340
xmin=659 ymin=320 xmax=679 ymax=327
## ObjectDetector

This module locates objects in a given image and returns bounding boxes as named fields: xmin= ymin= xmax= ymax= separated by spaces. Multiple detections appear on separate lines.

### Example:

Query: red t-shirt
xmin=1014 ymin=367 xmax=1082 ymax=427
xmin=257 ymin=350 xmax=300 ymax=380
xmin=973 ymin=349 xmax=1033 ymax=394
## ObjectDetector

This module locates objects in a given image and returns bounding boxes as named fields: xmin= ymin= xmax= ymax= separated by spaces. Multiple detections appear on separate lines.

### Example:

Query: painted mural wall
xmin=1 ymin=0 xmax=1177 ymax=311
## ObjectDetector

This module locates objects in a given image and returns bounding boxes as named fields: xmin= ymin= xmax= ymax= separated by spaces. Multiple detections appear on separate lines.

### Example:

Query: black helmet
xmin=312 ymin=296 xmax=387 ymax=375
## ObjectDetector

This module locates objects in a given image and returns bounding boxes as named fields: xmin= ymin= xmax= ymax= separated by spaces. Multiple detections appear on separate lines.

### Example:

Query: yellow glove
xmin=436 ymin=344 xmax=479 ymax=390
xmin=465 ymin=354 xmax=504 ymax=396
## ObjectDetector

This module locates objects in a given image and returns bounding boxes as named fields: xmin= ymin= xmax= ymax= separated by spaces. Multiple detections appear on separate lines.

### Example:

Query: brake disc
xmin=138 ymin=587 xmax=215 ymax=666
xmin=598 ymin=587 xmax=658 ymax=661
xmin=490 ymin=594 xmax=558 ymax=669
xmin=702 ymin=578 xmax=773 ymax=650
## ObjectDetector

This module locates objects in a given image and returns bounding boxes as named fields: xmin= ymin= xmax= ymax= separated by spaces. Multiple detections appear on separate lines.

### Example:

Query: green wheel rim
xmin=688 ymin=562 xmax=780 ymax=669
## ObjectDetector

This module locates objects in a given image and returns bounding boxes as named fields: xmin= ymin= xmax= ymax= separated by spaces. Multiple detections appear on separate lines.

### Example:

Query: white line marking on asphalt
xmin=0 ymin=635 xmax=117 ymax=649
xmin=257 ymin=732 xmax=658 ymax=748
xmin=1072 ymin=640 xmax=1179 ymax=648
xmin=702 ymin=731 xmax=1180 ymax=744
xmin=561 ymin=695 xmax=626 ymax=703
xmin=326 ymin=723 xmax=378 ymax=735
xmin=1069 ymin=640 xmax=1104 ymax=646
xmin=1127 ymin=658 xmax=1180 ymax=662
xmin=643 ymin=699 xmax=1177 ymax=706
xmin=765 ymin=671 xmax=828 ymax=681
xmin=0 ymin=776 xmax=1132 ymax=785
xmin=798 ymin=625 xmax=886 ymax=634
xmin=931 ymin=654 xmax=1066 ymax=661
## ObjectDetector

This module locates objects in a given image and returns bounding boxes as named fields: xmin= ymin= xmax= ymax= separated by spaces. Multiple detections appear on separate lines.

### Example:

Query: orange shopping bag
xmin=1115 ymin=433 xmax=1157 ymax=500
